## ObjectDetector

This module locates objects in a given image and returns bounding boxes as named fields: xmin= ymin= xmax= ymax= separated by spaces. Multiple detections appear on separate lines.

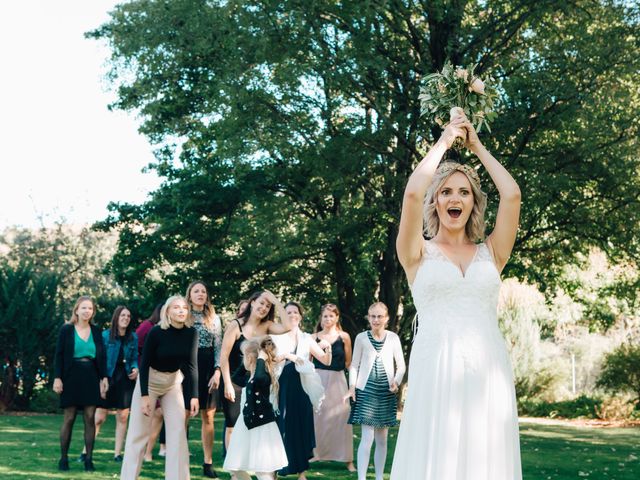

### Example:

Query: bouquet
xmin=419 ymin=61 xmax=499 ymax=150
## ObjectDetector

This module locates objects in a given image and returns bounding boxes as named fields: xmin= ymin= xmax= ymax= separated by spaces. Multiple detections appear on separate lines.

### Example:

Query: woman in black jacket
xmin=53 ymin=296 xmax=108 ymax=472
xmin=223 ymin=336 xmax=288 ymax=480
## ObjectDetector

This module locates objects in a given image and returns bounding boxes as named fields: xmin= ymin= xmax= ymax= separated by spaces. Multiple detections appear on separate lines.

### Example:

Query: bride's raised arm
xmin=396 ymin=117 xmax=467 ymax=280
xmin=463 ymin=119 xmax=521 ymax=272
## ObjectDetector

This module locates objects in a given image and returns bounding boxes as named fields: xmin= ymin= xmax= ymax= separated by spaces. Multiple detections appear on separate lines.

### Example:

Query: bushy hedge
xmin=28 ymin=388 xmax=61 ymax=414
xmin=518 ymin=395 xmax=602 ymax=419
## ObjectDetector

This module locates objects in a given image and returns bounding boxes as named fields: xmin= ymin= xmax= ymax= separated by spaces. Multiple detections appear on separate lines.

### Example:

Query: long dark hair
xmin=109 ymin=305 xmax=135 ymax=341
xmin=238 ymin=291 xmax=275 ymax=325
xmin=145 ymin=304 xmax=163 ymax=325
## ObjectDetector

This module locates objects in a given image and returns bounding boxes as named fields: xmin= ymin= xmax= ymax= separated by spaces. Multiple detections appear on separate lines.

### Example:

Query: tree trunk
xmin=379 ymin=221 xmax=404 ymax=331
xmin=332 ymin=241 xmax=359 ymax=338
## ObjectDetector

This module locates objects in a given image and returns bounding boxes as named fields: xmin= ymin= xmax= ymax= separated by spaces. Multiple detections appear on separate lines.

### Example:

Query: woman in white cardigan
xmin=346 ymin=302 xmax=406 ymax=480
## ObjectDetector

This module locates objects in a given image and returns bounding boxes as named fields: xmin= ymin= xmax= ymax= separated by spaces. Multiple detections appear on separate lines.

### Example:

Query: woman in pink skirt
xmin=311 ymin=303 xmax=355 ymax=472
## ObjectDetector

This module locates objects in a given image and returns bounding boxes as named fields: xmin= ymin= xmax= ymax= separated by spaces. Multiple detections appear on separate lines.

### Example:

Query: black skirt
xmin=220 ymin=382 xmax=243 ymax=426
xmin=183 ymin=347 xmax=220 ymax=410
xmin=277 ymin=362 xmax=316 ymax=475
xmin=60 ymin=358 xmax=101 ymax=409
xmin=102 ymin=363 xmax=136 ymax=409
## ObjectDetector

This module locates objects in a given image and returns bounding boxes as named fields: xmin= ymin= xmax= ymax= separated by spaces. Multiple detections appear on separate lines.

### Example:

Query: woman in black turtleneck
xmin=120 ymin=295 xmax=199 ymax=480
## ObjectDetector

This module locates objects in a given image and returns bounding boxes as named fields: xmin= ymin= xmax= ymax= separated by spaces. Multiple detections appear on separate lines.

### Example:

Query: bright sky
xmin=0 ymin=1 xmax=160 ymax=229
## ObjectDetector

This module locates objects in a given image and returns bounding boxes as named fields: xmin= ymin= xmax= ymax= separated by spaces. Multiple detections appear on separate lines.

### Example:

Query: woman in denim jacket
xmin=90 ymin=306 xmax=139 ymax=461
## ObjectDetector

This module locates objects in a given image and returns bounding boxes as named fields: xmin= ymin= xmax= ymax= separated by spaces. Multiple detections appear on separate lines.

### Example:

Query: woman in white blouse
xmin=347 ymin=302 xmax=406 ymax=480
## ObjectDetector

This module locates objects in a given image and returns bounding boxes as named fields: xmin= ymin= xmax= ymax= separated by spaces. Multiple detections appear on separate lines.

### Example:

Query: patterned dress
xmin=183 ymin=310 xmax=222 ymax=409
xmin=348 ymin=331 xmax=398 ymax=428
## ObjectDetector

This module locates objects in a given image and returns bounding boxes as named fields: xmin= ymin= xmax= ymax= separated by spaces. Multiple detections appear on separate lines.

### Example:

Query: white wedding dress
xmin=391 ymin=241 xmax=522 ymax=480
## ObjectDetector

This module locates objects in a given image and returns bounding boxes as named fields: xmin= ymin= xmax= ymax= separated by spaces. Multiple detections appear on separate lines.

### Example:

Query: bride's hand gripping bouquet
xmin=419 ymin=61 xmax=499 ymax=151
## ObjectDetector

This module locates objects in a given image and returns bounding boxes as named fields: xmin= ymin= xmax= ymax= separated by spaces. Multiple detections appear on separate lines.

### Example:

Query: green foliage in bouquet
xmin=419 ymin=61 xmax=499 ymax=149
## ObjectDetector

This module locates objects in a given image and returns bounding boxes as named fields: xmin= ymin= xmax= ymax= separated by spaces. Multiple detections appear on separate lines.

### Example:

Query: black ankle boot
xmin=203 ymin=463 xmax=218 ymax=478
xmin=84 ymin=457 xmax=95 ymax=471
xmin=58 ymin=457 xmax=70 ymax=471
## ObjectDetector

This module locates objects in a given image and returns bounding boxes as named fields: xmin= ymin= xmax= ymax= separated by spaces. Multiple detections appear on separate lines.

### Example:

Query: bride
xmin=391 ymin=113 xmax=522 ymax=479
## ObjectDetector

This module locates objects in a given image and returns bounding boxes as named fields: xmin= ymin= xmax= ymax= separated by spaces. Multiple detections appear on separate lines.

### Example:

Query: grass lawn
xmin=0 ymin=413 xmax=638 ymax=479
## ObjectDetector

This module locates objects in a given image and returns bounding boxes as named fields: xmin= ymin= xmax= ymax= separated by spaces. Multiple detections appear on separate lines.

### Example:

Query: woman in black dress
xmin=184 ymin=280 xmax=223 ymax=478
xmin=53 ymin=296 xmax=108 ymax=472
xmin=219 ymin=299 xmax=248 ymax=457
xmin=219 ymin=290 xmax=291 ymax=480
xmin=275 ymin=301 xmax=332 ymax=479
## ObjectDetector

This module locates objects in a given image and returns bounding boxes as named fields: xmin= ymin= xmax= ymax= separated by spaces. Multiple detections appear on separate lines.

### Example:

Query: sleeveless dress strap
xmin=234 ymin=318 xmax=244 ymax=333
xmin=475 ymin=242 xmax=495 ymax=265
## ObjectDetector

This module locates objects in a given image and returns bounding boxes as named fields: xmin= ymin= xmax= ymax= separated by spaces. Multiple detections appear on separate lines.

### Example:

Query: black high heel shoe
xmin=203 ymin=463 xmax=218 ymax=478
xmin=58 ymin=457 xmax=70 ymax=471
xmin=84 ymin=457 xmax=96 ymax=471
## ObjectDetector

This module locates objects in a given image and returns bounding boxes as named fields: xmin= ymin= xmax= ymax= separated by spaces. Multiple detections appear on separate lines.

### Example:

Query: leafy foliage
xmin=518 ymin=394 xmax=602 ymax=419
xmin=0 ymin=226 xmax=140 ymax=410
xmin=597 ymin=342 xmax=640 ymax=402
xmin=0 ymin=262 xmax=62 ymax=409
xmin=87 ymin=0 xmax=640 ymax=340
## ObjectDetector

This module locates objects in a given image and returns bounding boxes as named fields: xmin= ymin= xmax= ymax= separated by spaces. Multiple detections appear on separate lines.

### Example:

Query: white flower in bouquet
xmin=419 ymin=61 xmax=499 ymax=150
xmin=469 ymin=78 xmax=485 ymax=95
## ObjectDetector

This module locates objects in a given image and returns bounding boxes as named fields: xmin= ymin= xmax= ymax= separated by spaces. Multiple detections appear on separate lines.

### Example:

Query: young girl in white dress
xmin=223 ymin=336 xmax=288 ymax=480
xmin=392 ymin=113 xmax=522 ymax=479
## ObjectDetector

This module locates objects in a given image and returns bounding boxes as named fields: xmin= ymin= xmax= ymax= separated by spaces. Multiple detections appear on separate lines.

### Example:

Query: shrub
xmin=518 ymin=395 xmax=602 ymax=419
xmin=595 ymin=395 xmax=639 ymax=420
xmin=596 ymin=342 xmax=640 ymax=402
xmin=28 ymin=387 xmax=60 ymax=414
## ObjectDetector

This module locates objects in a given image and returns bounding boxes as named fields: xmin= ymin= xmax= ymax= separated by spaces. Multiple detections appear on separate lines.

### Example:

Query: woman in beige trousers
xmin=121 ymin=296 xmax=199 ymax=480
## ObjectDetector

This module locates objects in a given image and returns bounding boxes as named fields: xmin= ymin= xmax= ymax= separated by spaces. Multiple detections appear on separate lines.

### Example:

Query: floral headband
xmin=437 ymin=162 xmax=481 ymax=189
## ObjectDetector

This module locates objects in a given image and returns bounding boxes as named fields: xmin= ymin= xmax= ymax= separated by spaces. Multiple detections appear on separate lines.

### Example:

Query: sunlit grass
xmin=0 ymin=414 xmax=638 ymax=479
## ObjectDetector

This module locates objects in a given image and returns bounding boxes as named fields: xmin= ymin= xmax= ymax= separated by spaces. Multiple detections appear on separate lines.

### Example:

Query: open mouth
xmin=447 ymin=207 xmax=462 ymax=219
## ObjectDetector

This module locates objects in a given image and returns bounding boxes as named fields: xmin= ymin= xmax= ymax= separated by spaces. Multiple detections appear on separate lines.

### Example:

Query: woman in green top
xmin=53 ymin=296 xmax=108 ymax=472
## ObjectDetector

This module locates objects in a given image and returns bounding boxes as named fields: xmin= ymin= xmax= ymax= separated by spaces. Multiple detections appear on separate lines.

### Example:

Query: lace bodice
xmin=411 ymin=241 xmax=501 ymax=343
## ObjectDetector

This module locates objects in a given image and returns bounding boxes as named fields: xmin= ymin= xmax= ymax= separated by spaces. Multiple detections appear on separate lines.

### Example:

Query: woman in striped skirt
xmin=346 ymin=302 xmax=406 ymax=480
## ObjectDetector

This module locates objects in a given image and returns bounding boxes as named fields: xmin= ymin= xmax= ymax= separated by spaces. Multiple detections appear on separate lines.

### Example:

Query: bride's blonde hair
xmin=423 ymin=162 xmax=487 ymax=242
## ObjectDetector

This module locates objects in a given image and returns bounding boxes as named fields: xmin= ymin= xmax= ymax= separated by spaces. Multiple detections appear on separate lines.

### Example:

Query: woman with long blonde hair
xmin=120 ymin=295 xmax=199 ymax=480
xmin=391 ymin=112 xmax=522 ymax=479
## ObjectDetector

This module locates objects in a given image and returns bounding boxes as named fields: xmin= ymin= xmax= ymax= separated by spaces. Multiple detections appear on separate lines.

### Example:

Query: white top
xmin=271 ymin=330 xmax=326 ymax=411
xmin=349 ymin=330 xmax=406 ymax=391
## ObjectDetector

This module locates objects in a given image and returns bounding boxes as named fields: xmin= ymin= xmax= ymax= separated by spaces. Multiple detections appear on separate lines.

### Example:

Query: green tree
xmin=597 ymin=342 xmax=640 ymax=402
xmin=0 ymin=224 xmax=148 ymax=409
xmin=0 ymin=225 xmax=148 ymax=325
xmin=89 ymin=0 xmax=640 ymax=337
xmin=0 ymin=263 xmax=62 ymax=409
